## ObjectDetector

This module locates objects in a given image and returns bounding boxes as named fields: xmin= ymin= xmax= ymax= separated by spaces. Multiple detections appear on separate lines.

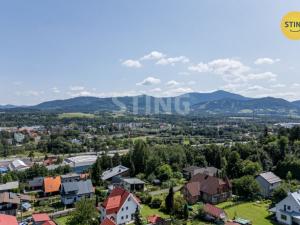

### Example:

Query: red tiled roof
xmin=0 ymin=214 xmax=18 ymax=225
xmin=100 ymin=218 xmax=117 ymax=225
xmin=225 ymin=222 xmax=239 ymax=225
xmin=147 ymin=215 xmax=164 ymax=224
xmin=44 ymin=176 xmax=61 ymax=193
xmin=102 ymin=187 xmax=139 ymax=214
xmin=32 ymin=213 xmax=51 ymax=222
xmin=204 ymin=203 xmax=226 ymax=219
xmin=186 ymin=173 xmax=231 ymax=196
xmin=42 ymin=221 xmax=56 ymax=225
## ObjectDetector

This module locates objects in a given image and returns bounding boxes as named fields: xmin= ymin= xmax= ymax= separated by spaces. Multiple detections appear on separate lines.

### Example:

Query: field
xmin=58 ymin=113 xmax=96 ymax=119
xmin=218 ymin=201 xmax=278 ymax=225
xmin=54 ymin=216 xmax=70 ymax=225
xmin=141 ymin=204 xmax=169 ymax=219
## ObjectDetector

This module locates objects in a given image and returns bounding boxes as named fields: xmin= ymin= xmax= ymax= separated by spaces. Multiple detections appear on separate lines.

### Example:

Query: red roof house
xmin=42 ymin=221 xmax=56 ymax=225
xmin=147 ymin=215 xmax=166 ymax=224
xmin=43 ymin=176 xmax=61 ymax=194
xmin=182 ymin=173 xmax=232 ymax=204
xmin=32 ymin=213 xmax=51 ymax=224
xmin=0 ymin=214 xmax=18 ymax=225
xmin=100 ymin=218 xmax=117 ymax=225
xmin=100 ymin=187 xmax=140 ymax=225
xmin=203 ymin=203 xmax=227 ymax=220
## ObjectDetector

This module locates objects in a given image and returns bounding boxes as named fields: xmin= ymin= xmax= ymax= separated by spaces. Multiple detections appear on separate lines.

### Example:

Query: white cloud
xmin=292 ymin=83 xmax=300 ymax=88
xmin=166 ymin=80 xmax=180 ymax=87
xmin=163 ymin=87 xmax=193 ymax=96
xmin=178 ymin=72 xmax=190 ymax=76
xmin=245 ymin=85 xmax=272 ymax=92
xmin=141 ymin=51 xmax=166 ymax=60
xmin=52 ymin=87 xmax=60 ymax=94
xmin=254 ymin=58 xmax=280 ymax=65
xmin=136 ymin=77 xmax=161 ymax=86
xmin=270 ymin=83 xmax=286 ymax=88
xmin=246 ymin=72 xmax=277 ymax=81
xmin=15 ymin=90 xmax=44 ymax=97
xmin=122 ymin=59 xmax=142 ymax=68
xmin=70 ymin=86 xmax=85 ymax=91
xmin=189 ymin=59 xmax=249 ymax=77
xmin=156 ymin=56 xmax=189 ymax=66
xmin=188 ymin=62 xmax=210 ymax=73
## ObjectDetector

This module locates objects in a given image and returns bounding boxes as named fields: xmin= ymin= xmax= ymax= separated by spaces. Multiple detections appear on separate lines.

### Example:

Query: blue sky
xmin=0 ymin=0 xmax=299 ymax=105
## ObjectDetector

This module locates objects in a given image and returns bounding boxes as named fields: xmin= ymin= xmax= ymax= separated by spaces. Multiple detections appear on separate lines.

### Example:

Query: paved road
xmin=149 ymin=185 xmax=182 ymax=196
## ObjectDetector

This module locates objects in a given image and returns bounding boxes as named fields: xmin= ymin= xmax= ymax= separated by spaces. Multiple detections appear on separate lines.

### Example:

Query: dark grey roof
xmin=258 ymin=172 xmax=281 ymax=184
xmin=28 ymin=177 xmax=43 ymax=187
xmin=0 ymin=181 xmax=19 ymax=191
xmin=183 ymin=166 xmax=201 ymax=173
xmin=101 ymin=165 xmax=129 ymax=180
xmin=121 ymin=178 xmax=145 ymax=185
xmin=61 ymin=179 xmax=94 ymax=195
xmin=61 ymin=173 xmax=80 ymax=179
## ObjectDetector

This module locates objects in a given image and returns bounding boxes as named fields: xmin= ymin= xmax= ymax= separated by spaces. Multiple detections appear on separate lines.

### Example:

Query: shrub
xmin=150 ymin=198 xmax=162 ymax=208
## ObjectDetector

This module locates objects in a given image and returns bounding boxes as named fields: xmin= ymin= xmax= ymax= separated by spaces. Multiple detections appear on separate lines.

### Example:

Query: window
xmin=121 ymin=207 xmax=124 ymax=211
xmin=281 ymin=214 xmax=287 ymax=221
xmin=126 ymin=215 xmax=128 ymax=219
xmin=121 ymin=216 xmax=124 ymax=220
xmin=126 ymin=206 xmax=128 ymax=210
xmin=287 ymin=206 xmax=291 ymax=210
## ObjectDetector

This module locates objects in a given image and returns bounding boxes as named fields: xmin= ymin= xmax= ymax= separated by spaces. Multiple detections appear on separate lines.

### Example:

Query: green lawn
xmin=58 ymin=112 xmax=96 ymax=119
xmin=217 ymin=201 xmax=278 ymax=225
xmin=54 ymin=216 xmax=70 ymax=225
xmin=141 ymin=204 xmax=169 ymax=219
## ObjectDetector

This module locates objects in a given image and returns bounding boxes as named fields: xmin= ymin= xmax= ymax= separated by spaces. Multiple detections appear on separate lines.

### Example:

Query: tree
xmin=157 ymin=164 xmax=173 ymax=181
xmin=66 ymin=198 xmax=98 ymax=225
xmin=272 ymin=186 xmax=288 ymax=204
xmin=28 ymin=151 xmax=35 ymax=160
xmin=183 ymin=203 xmax=189 ymax=219
xmin=131 ymin=140 xmax=149 ymax=174
xmin=242 ymin=160 xmax=262 ymax=176
xmin=134 ymin=206 xmax=142 ymax=225
xmin=91 ymin=157 xmax=102 ymax=186
xmin=232 ymin=175 xmax=260 ymax=200
xmin=226 ymin=151 xmax=242 ymax=178
xmin=165 ymin=187 xmax=174 ymax=214
xmin=112 ymin=153 xmax=121 ymax=166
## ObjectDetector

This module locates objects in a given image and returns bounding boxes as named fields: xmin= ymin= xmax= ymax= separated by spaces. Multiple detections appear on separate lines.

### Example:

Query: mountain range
xmin=2 ymin=90 xmax=300 ymax=116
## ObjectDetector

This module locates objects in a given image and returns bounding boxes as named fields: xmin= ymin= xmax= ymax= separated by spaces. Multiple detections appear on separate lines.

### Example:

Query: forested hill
xmin=3 ymin=90 xmax=300 ymax=116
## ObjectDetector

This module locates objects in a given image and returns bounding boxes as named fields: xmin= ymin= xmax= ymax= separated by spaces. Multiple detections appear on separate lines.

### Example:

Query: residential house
xmin=100 ymin=218 xmax=117 ymax=225
xmin=0 ymin=181 xmax=19 ymax=193
xmin=0 ymin=214 xmax=18 ymax=225
xmin=183 ymin=166 xmax=219 ymax=180
xmin=100 ymin=187 xmax=141 ymax=225
xmin=14 ymin=133 xmax=25 ymax=143
xmin=147 ymin=215 xmax=171 ymax=225
xmin=60 ymin=179 xmax=94 ymax=205
xmin=112 ymin=177 xmax=145 ymax=192
xmin=203 ymin=203 xmax=227 ymax=222
xmin=9 ymin=159 xmax=30 ymax=171
xmin=61 ymin=173 xmax=81 ymax=183
xmin=32 ymin=213 xmax=51 ymax=225
xmin=182 ymin=173 xmax=232 ymax=204
xmin=0 ymin=192 xmax=32 ymax=215
xmin=0 ymin=192 xmax=20 ymax=215
xmin=28 ymin=177 xmax=44 ymax=190
xmin=101 ymin=165 xmax=129 ymax=181
xmin=64 ymin=155 xmax=97 ymax=173
xmin=256 ymin=172 xmax=281 ymax=197
xmin=43 ymin=176 xmax=61 ymax=196
xmin=271 ymin=191 xmax=300 ymax=225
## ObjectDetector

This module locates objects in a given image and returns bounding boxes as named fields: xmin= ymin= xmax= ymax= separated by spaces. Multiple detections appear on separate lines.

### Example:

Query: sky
xmin=0 ymin=0 xmax=300 ymax=105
